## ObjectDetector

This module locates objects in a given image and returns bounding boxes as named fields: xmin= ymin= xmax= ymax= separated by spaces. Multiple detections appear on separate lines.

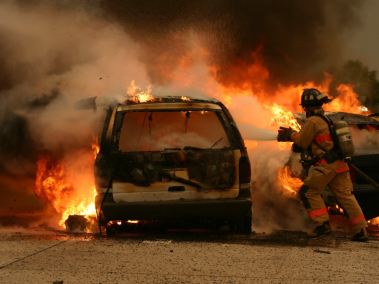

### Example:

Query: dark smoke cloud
xmin=0 ymin=0 xmax=367 ymax=94
xmin=0 ymin=0 xmax=142 ymax=221
xmin=100 ymin=0 xmax=366 ymax=91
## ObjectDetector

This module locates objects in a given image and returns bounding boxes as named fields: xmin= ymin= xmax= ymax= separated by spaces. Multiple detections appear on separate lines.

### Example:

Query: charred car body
xmin=77 ymin=97 xmax=252 ymax=232
xmin=292 ymin=112 xmax=379 ymax=221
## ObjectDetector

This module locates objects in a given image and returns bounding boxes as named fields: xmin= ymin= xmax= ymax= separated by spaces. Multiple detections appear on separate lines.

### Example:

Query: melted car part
xmin=106 ymin=149 xmax=236 ymax=190
xmin=168 ymin=186 xmax=185 ymax=192
xmin=65 ymin=215 xmax=88 ymax=232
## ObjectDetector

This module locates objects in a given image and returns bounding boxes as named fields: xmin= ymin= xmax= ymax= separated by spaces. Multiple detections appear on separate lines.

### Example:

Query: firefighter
xmin=277 ymin=89 xmax=368 ymax=241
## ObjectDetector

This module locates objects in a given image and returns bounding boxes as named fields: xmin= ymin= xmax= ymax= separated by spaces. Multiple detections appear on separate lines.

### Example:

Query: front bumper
xmin=351 ymin=184 xmax=379 ymax=220
xmin=96 ymin=194 xmax=252 ymax=221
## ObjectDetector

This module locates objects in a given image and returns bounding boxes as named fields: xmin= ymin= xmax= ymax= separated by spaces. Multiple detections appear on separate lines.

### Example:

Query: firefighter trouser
xmin=299 ymin=163 xmax=367 ymax=233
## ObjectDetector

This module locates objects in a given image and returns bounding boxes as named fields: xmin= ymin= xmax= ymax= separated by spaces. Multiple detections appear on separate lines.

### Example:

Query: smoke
xmin=0 ymin=1 xmax=148 ymax=225
xmin=247 ymin=142 xmax=311 ymax=233
xmin=0 ymin=0 xmax=368 ymax=232
xmin=100 ymin=0 xmax=366 ymax=93
xmin=350 ymin=125 xmax=379 ymax=154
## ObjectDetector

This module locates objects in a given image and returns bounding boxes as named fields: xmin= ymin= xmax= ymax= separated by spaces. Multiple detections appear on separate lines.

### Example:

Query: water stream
xmin=238 ymin=123 xmax=277 ymax=141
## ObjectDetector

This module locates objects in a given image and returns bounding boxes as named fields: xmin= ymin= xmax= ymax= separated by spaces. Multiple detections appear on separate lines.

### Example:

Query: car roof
xmin=118 ymin=102 xmax=222 ymax=111
xmin=74 ymin=96 xmax=222 ymax=110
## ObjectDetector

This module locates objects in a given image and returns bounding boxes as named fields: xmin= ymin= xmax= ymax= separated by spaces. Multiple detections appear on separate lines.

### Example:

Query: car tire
xmin=106 ymin=226 xmax=117 ymax=236
xmin=229 ymin=211 xmax=252 ymax=234
xmin=96 ymin=209 xmax=109 ymax=235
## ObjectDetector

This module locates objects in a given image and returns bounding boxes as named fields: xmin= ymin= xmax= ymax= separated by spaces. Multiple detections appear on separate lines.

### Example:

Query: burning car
xmin=291 ymin=111 xmax=379 ymax=221
xmin=76 ymin=96 xmax=252 ymax=233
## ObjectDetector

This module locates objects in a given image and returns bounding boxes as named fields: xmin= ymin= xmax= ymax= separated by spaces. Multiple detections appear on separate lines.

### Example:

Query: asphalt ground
xmin=0 ymin=216 xmax=379 ymax=284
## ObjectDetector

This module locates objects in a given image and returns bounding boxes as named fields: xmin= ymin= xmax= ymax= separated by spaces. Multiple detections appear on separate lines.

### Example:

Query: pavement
xmin=0 ymin=226 xmax=379 ymax=284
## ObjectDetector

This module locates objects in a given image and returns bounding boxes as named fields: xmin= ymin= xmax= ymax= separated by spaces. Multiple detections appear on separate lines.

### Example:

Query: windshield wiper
xmin=159 ymin=171 xmax=202 ymax=188
xmin=183 ymin=146 xmax=204 ymax=151
xmin=210 ymin=137 xmax=223 ymax=149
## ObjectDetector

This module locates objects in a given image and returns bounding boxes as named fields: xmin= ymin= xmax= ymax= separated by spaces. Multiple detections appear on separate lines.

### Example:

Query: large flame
xmin=34 ymin=140 xmax=99 ymax=229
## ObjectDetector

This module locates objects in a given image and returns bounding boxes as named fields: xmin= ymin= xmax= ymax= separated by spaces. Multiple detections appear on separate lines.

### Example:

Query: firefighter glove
xmin=277 ymin=126 xmax=294 ymax=142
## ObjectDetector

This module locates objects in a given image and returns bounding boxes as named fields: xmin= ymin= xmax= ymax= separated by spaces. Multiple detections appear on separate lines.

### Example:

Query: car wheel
xmin=229 ymin=211 xmax=252 ymax=234
xmin=96 ymin=209 xmax=108 ymax=235
xmin=106 ymin=225 xmax=117 ymax=236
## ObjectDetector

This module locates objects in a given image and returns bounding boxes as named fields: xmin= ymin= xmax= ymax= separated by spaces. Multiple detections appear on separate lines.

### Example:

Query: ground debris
xmin=314 ymin=249 xmax=331 ymax=254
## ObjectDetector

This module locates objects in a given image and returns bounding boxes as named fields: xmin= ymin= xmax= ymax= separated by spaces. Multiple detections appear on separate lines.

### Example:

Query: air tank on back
xmin=334 ymin=121 xmax=354 ymax=157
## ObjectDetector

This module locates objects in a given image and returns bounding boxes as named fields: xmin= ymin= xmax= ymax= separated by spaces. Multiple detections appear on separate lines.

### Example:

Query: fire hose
xmin=347 ymin=162 xmax=379 ymax=191
xmin=311 ymin=139 xmax=379 ymax=191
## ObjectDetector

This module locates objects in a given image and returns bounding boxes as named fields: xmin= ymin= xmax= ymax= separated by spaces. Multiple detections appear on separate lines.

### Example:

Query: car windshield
xmin=118 ymin=110 xmax=230 ymax=152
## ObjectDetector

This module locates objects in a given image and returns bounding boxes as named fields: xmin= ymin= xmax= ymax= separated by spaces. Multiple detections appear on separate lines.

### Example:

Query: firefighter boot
xmin=306 ymin=221 xmax=332 ymax=237
xmin=351 ymin=228 xmax=368 ymax=242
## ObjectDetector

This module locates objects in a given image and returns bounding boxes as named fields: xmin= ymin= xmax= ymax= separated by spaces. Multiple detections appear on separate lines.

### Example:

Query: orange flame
xmin=277 ymin=166 xmax=303 ymax=194
xmin=369 ymin=217 xmax=379 ymax=226
xmin=325 ymin=84 xmax=371 ymax=115
xmin=265 ymin=103 xmax=300 ymax=131
xmin=92 ymin=138 xmax=100 ymax=159
xmin=127 ymin=80 xmax=155 ymax=103
xmin=265 ymin=103 xmax=301 ymax=150
xmin=34 ymin=139 xmax=99 ymax=229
